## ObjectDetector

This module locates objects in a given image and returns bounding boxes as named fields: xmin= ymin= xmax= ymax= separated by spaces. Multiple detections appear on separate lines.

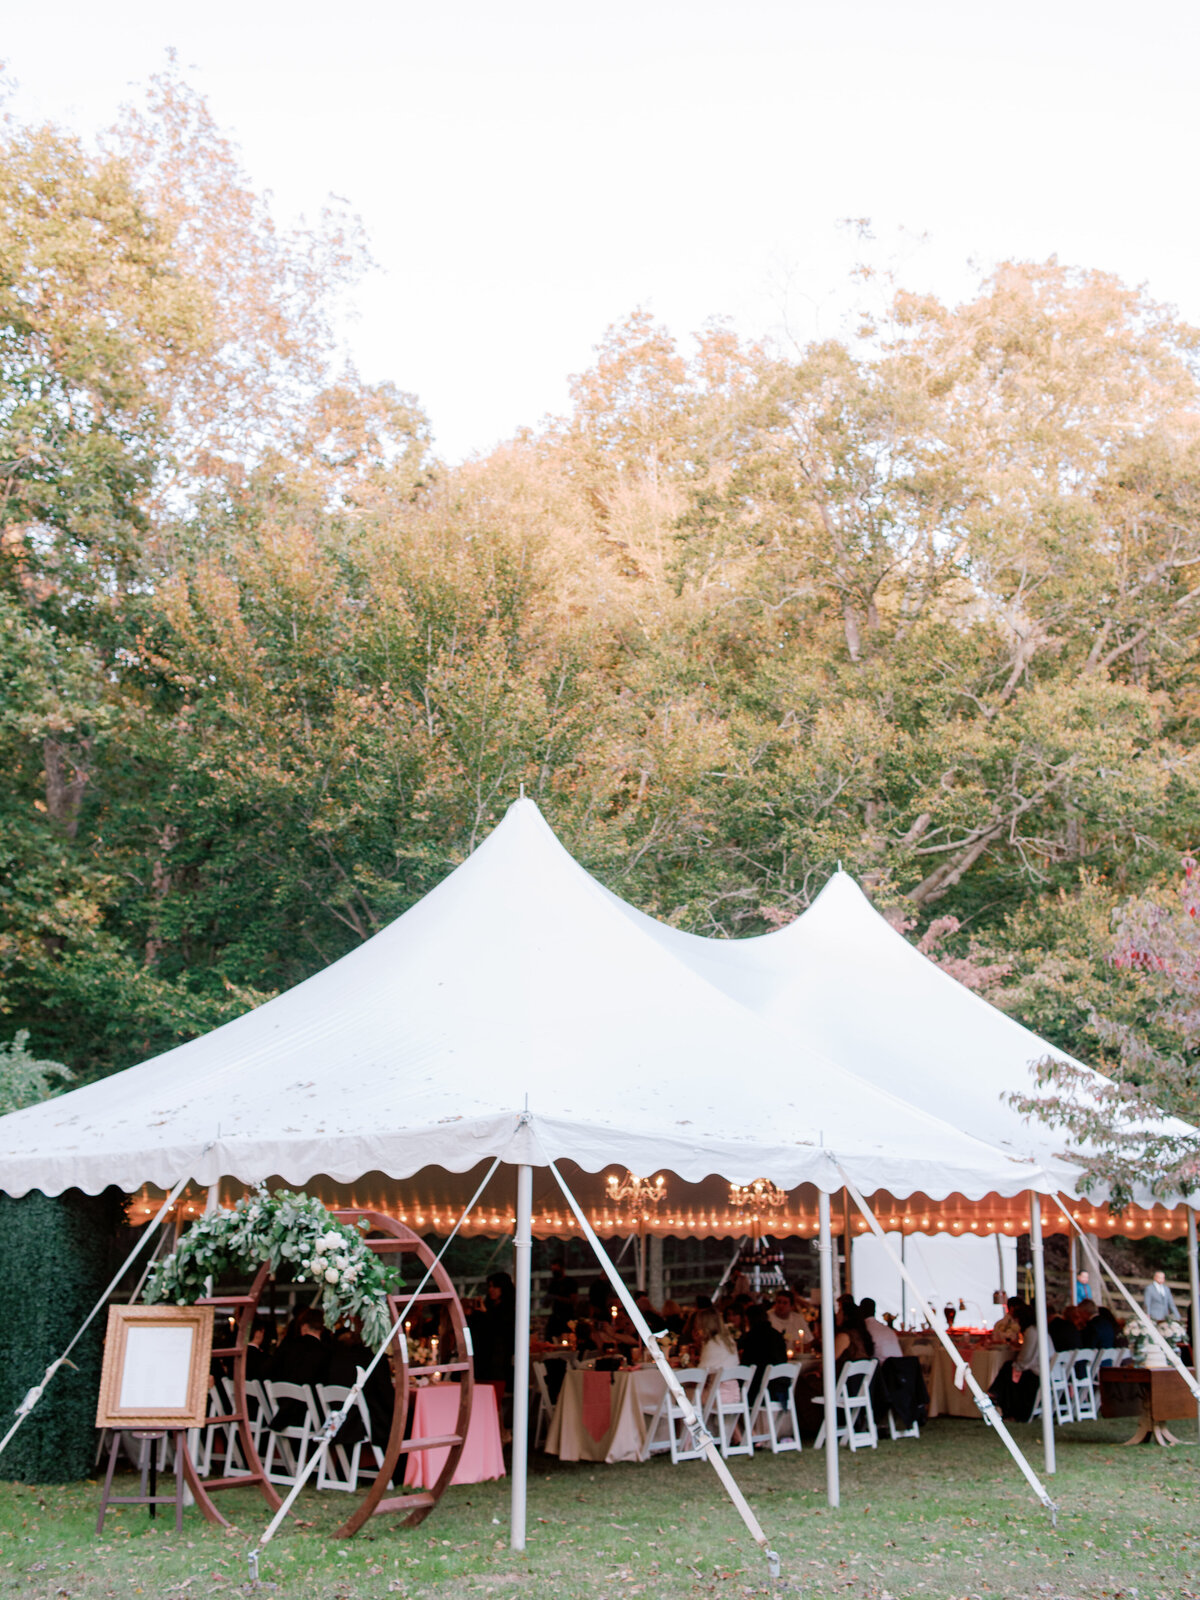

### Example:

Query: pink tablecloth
xmin=404 ymin=1383 xmax=506 ymax=1488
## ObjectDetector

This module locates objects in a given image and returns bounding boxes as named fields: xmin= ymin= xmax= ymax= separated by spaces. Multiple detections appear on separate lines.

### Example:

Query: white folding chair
xmin=814 ymin=1359 xmax=879 ymax=1451
xmin=643 ymin=1368 xmax=709 ymax=1463
xmin=702 ymin=1364 xmax=756 ymax=1459
xmin=532 ymin=1361 xmax=555 ymax=1450
xmin=262 ymin=1380 xmax=321 ymax=1486
xmin=197 ymin=1376 xmax=254 ymax=1478
xmin=245 ymin=1377 xmax=270 ymax=1462
xmin=314 ymin=1382 xmax=386 ymax=1491
xmin=748 ymin=1362 xmax=801 ymax=1453
xmin=1031 ymin=1352 xmax=1075 ymax=1424
xmin=1067 ymin=1348 xmax=1100 ymax=1421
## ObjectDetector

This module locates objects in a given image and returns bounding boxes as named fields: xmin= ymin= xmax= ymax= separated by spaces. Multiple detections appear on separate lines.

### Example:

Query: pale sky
xmin=5 ymin=2 xmax=1198 ymax=462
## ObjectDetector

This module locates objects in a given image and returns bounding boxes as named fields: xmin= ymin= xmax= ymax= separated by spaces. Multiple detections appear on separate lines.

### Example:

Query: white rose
xmin=335 ymin=1254 xmax=349 ymax=1270
xmin=325 ymin=1268 xmax=340 ymax=1285
xmin=321 ymin=1231 xmax=343 ymax=1250
xmin=313 ymin=1239 xmax=327 ymax=1256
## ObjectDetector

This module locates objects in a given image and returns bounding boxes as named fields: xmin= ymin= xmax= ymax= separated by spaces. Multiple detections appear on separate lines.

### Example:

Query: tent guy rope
xmin=247 ymin=1155 xmax=503 ymax=1582
xmin=834 ymin=1162 xmax=1059 ymax=1525
xmin=1054 ymin=1193 xmax=1200 ymax=1405
xmin=546 ymin=1155 xmax=782 ymax=1584
xmin=0 ymin=1169 xmax=195 ymax=1464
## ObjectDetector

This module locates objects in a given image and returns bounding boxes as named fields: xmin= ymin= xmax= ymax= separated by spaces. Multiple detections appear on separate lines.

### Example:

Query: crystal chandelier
xmin=728 ymin=1178 xmax=788 ymax=1216
xmin=605 ymin=1169 xmax=667 ymax=1218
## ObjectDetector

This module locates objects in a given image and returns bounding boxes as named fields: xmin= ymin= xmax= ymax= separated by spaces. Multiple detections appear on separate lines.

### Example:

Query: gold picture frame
xmin=95 ymin=1304 xmax=214 ymax=1429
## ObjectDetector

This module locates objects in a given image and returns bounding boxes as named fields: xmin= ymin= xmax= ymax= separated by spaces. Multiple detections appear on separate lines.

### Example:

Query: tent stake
xmin=1028 ymin=1193 xmax=1056 ymax=1475
xmin=510 ymin=1164 xmax=533 ymax=1553
xmin=546 ymin=1159 xmax=780 ymax=1583
xmin=835 ymin=1164 xmax=1058 ymax=1524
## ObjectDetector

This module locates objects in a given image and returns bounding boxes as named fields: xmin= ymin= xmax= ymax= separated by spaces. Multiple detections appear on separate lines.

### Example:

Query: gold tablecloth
xmin=544 ymin=1368 xmax=667 ymax=1463
xmin=905 ymin=1339 xmax=1010 ymax=1418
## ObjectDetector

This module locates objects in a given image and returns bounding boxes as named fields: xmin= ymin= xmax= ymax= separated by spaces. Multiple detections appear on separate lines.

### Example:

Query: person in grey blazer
xmin=1144 ymin=1271 xmax=1180 ymax=1321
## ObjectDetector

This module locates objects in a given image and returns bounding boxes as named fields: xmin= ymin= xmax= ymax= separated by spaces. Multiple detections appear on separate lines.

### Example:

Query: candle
xmin=431 ymin=1336 xmax=439 ymax=1362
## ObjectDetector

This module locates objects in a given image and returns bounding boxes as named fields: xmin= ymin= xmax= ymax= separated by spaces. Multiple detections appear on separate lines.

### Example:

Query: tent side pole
xmin=1190 ymin=1207 xmax=1200 ymax=1442
xmin=510 ymin=1164 xmax=533 ymax=1554
xmin=817 ymin=1190 xmax=840 ymax=1509
xmin=1028 ymin=1192 xmax=1056 ymax=1475
xmin=836 ymin=1167 xmax=1057 ymax=1521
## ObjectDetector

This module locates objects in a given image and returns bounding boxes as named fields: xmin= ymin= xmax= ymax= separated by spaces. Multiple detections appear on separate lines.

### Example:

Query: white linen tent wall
xmin=0 ymin=798 xmax=1066 ymax=1547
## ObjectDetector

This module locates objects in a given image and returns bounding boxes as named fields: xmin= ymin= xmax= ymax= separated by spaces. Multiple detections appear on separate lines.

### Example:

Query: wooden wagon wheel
xmin=329 ymin=1211 xmax=474 ymax=1538
xmin=192 ymin=1262 xmax=282 ymax=1524
xmin=195 ymin=1210 xmax=474 ymax=1537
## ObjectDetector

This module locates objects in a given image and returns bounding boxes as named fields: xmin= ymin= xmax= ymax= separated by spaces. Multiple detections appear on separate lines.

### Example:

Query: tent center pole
xmin=1188 ymin=1206 xmax=1200 ymax=1442
xmin=1028 ymin=1192 xmax=1056 ymax=1475
xmin=510 ymin=1164 xmax=533 ymax=1553
xmin=817 ymin=1191 xmax=840 ymax=1509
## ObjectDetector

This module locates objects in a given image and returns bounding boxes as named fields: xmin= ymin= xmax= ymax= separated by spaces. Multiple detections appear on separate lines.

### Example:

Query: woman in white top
xmin=694 ymin=1308 xmax=738 ymax=1371
xmin=694 ymin=1308 xmax=740 ymax=1411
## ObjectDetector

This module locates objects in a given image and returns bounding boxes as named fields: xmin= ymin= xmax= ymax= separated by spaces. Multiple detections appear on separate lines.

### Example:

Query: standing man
xmin=1144 ymin=1270 xmax=1180 ymax=1321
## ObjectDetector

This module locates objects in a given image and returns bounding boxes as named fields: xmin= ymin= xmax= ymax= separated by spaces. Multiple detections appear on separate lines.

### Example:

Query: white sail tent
xmin=0 ymin=800 xmax=1054 ymax=1208
xmin=3 ymin=796 xmax=1192 ymax=1547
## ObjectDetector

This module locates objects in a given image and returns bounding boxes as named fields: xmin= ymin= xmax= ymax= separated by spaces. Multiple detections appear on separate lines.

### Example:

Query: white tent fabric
xmin=852 ymin=1231 xmax=1018 ymax=1330
xmin=606 ymin=870 xmax=1199 ymax=1208
xmin=0 ymin=802 xmax=1051 ymax=1205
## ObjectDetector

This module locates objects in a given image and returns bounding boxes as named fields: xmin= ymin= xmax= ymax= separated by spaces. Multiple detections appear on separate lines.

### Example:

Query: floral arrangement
xmin=1126 ymin=1316 xmax=1186 ymax=1368
xmin=144 ymin=1187 xmax=400 ymax=1348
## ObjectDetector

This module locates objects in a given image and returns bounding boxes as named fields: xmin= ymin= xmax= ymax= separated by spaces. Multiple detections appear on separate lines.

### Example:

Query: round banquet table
xmin=903 ymin=1337 xmax=1010 ymax=1418
xmin=544 ymin=1367 xmax=667 ymax=1463
xmin=403 ymin=1381 xmax=506 ymax=1487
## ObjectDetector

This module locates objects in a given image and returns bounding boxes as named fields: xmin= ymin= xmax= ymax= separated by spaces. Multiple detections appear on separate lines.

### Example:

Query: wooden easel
xmin=97 ymin=1428 xmax=186 ymax=1532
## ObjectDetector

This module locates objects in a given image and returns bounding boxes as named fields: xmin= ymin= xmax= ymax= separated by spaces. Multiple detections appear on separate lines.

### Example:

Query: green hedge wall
xmin=0 ymin=1188 xmax=126 ymax=1482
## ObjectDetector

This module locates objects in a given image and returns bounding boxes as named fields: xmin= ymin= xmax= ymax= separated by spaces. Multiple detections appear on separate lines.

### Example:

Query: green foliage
xmin=1010 ymin=856 xmax=1200 ymax=1201
xmin=0 ymin=1188 xmax=125 ymax=1482
xmin=0 ymin=1031 xmax=71 ymax=1116
xmin=3 ymin=79 xmax=1200 ymax=1117
xmin=144 ymin=1189 xmax=400 ymax=1347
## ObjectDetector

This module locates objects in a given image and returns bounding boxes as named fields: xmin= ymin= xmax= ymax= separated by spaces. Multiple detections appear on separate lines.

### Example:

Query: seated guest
xmin=323 ymin=1320 xmax=394 ymax=1446
xmin=832 ymin=1300 xmax=873 ymax=1368
xmin=681 ymin=1295 xmax=714 ymax=1348
xmin=1047 ymin=1304 xmax=1078 ymax=1352
xmin=738 ymin=1303 xmax=787 ymax=1403
xmin=244 ymin=1320 xmax=273 ymax=1385
xmin=767 ymin=1290 xmax=811 ymax=1349
xmin=859 ymin=1298 xmax=902 ymax=1362
xmin=992 ymin=1296 xmax=1026 ymax=1344
xmin=659 ymin=1298 xmax=685 ymax=1335
xmin=1085 ymin=1303 xmax=1118 ymax=1349
xmin=695 ymin=1308 xmax=739 ymax=1372
xmin=634 ymin=1291 xmax=663 ymax=1329
xmin=989 ymin=1301 xmax=1052 ymax=1421
xmin=545 ymin=1260 xmax=579 ymax=1338
xmin=470 ymin=1271 xmax=516 ymax=1393
xmin=268 ymin=1308 xmax=325 ymax=1429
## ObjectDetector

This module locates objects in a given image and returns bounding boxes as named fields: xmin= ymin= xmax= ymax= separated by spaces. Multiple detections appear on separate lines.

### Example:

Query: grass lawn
xmin=0 ymin=1418 xmax=1197 ymax=1600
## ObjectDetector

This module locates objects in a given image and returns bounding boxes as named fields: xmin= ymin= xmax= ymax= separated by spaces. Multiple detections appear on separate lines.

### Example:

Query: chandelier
xmin=728 ymin=1178 xmax=789 ymax=1215
xmin=605 ymin=1169 xmax=667 ymax=1218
